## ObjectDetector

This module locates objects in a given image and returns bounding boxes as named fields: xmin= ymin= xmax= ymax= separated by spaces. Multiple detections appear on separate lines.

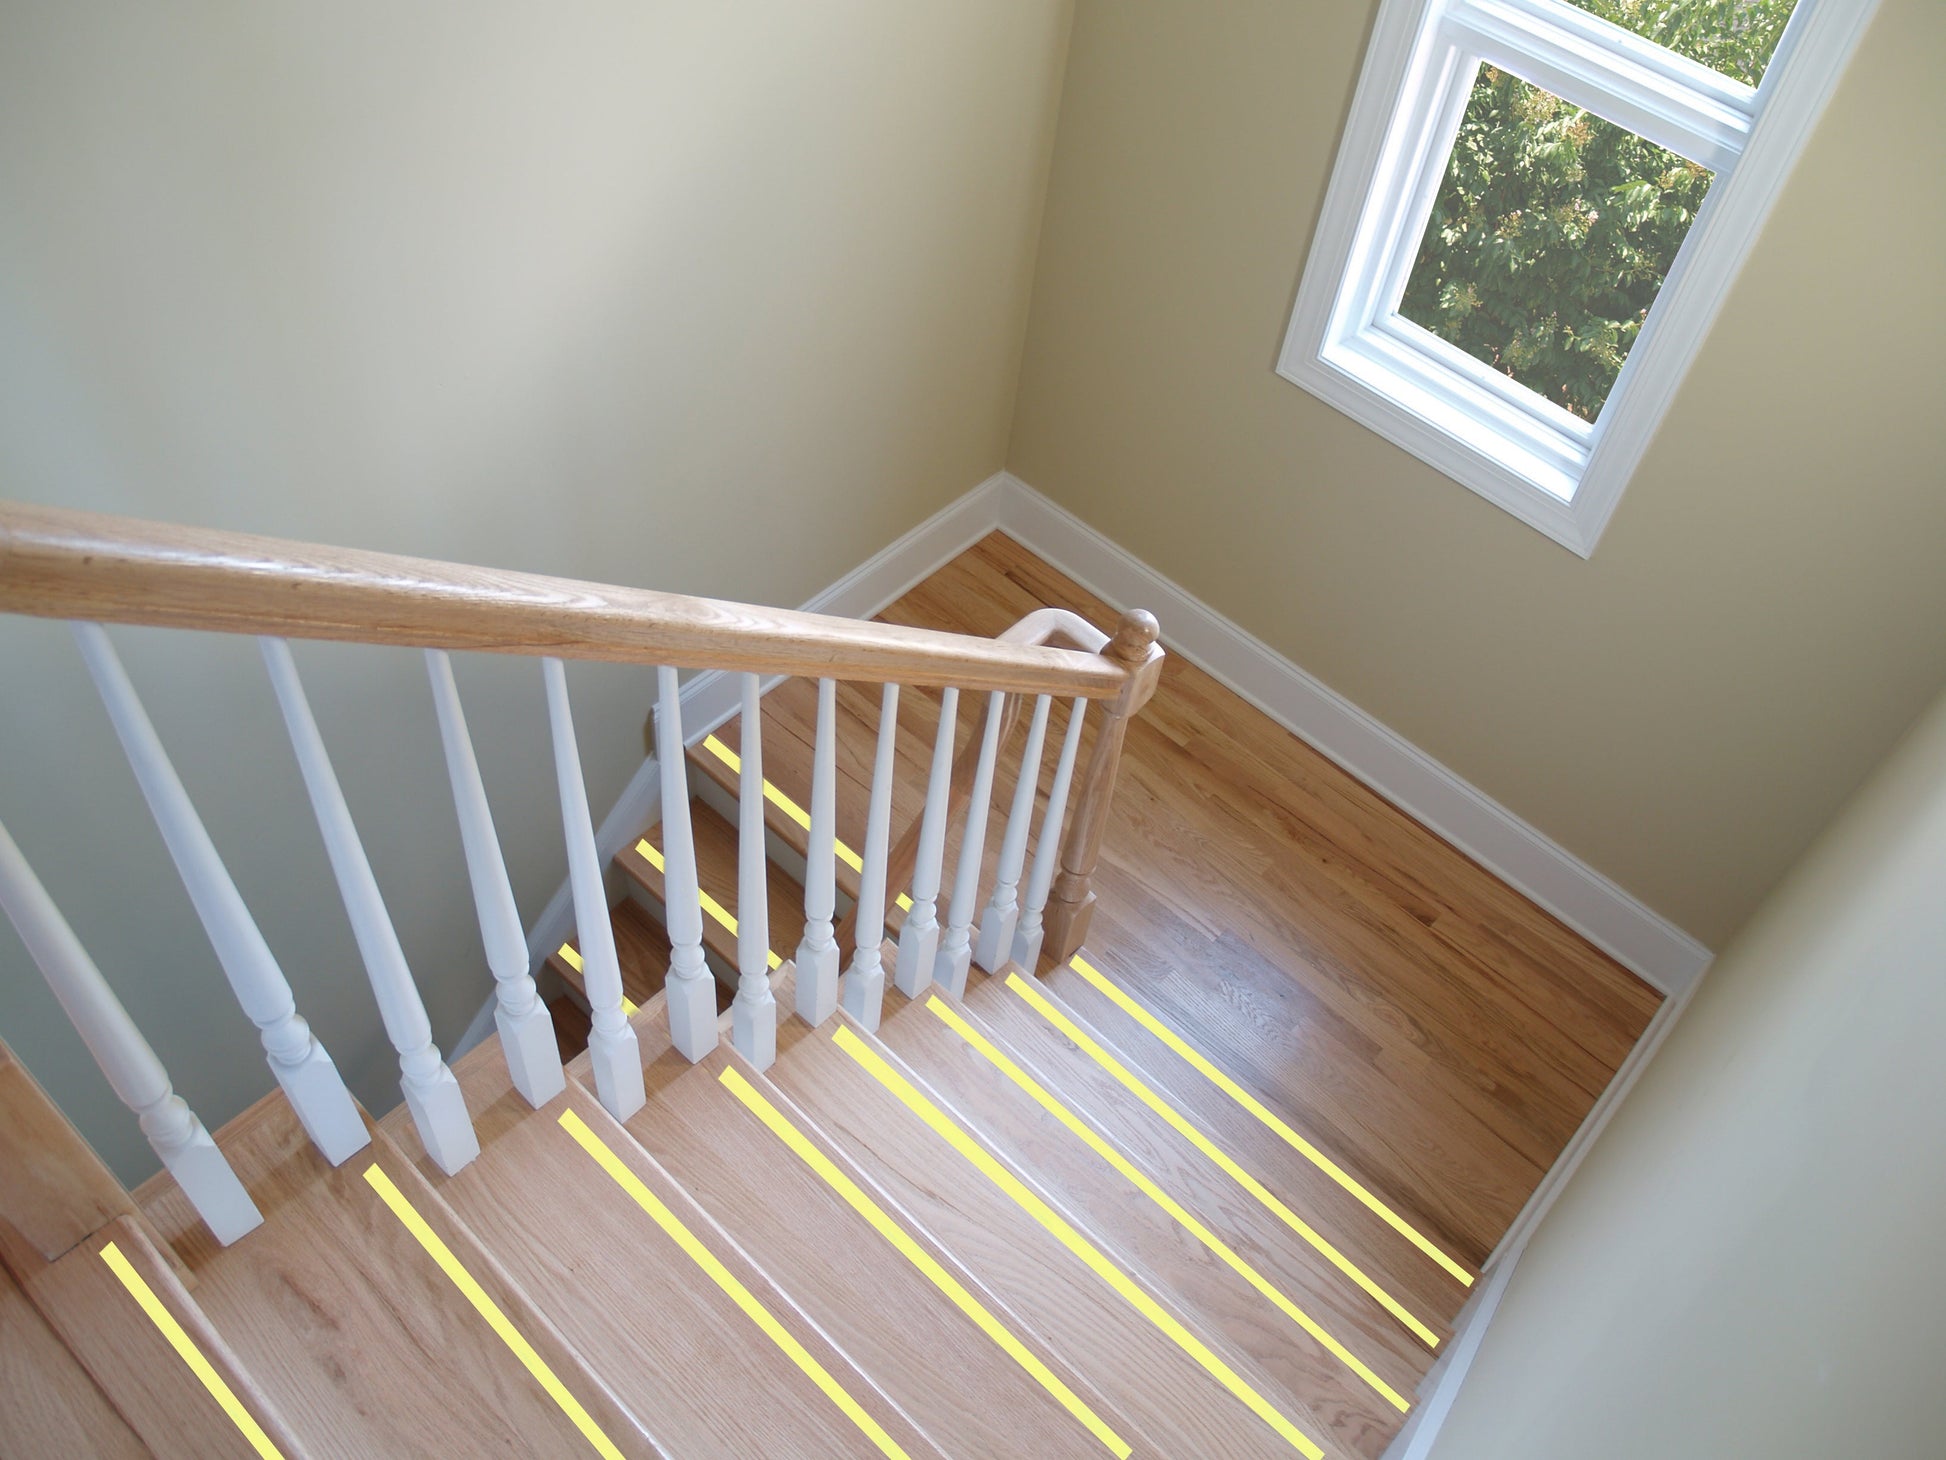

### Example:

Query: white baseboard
xmin=990 ymin=472 xmax=1712 ymax=997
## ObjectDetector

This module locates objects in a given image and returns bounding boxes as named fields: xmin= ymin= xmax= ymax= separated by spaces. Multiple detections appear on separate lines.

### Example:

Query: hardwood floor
xmin=877 ymin=533 xmax=1660 ymax=1270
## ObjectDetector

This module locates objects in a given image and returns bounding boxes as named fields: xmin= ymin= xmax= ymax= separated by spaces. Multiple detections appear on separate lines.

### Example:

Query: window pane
xmin=1397 ymin=69 xmax=1714 ymax=422
xmin=1561 ymin=0 xmax=1799 ymax=87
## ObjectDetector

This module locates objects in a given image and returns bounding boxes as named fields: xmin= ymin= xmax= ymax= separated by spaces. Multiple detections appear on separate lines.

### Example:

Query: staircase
xmin=0 ymin=503 xmax=1501 ymax=1459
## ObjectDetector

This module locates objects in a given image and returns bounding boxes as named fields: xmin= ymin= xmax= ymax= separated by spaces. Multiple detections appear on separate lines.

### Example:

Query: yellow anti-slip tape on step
xmin=699 ymin=738 xmax=914 ymax=912
xmin=554 ymin=943 xmax=638 ymax=1016
xmin=635 ymin=840 xmax=783 ymax=971
xmin=714 ymin=1064 xmax=1133 ymax=1458
xmin=360 ymin=1165 xmax=626 ymax=1460
xmin=830 ymin=1024 xmax=1325 ymax=1460
xmin=556 ymin=1108 xmax=911 ymax=1460
xmin=924 ymin=995 xmax=1410 ymax=1415
xmin=98 ymin=1240 xmax=288 ymax=1460
xmin=1011 ymin=971 xmax=1443 ymax=1349
xmin=1066 ymin=956 xmax=1476 ymax=1291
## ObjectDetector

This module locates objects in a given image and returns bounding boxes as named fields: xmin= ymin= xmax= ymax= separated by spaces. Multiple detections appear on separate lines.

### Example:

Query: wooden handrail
xmin=0 ymin=501 xmax=1127 ymax=699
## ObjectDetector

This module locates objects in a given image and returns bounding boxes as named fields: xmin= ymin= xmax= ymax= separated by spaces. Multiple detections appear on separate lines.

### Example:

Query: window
xmin=1278 ymin=0 xmax=1881 ymax=555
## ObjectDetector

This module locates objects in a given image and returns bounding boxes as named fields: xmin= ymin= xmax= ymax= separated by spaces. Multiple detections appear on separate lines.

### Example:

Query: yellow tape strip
xmin=925 ymin=996 xmax=1409 ymax=1412
xmin=1011 ymin=974 xmax=1440 ymax=1349
xmin=831 ymin=1024 xmax=1323 ymax=1459
xmin=99 ymin=1241 xmax=287 ymax=1459
xmin=360 ymin=1165 xmax=625 ymax=1459
xmin=1067 ymin=956 xmax=1474 ymax=1289
xmin=556 ymin=1108 xmax=908 ymax=1460
xmin=554 ymin=943 xmax=638 ymax=1016
xmin=636 ymin=840 xmax=782 ymax=971
xmin=716 ymin=1066 xmax=1131 ymax=1457
xmin=700 ymin=737 xmax=912 ymax=912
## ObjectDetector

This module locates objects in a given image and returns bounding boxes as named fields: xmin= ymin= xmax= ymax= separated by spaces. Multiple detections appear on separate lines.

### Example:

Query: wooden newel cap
xmin=1105 ymin=609 xmax=1160 ymax=665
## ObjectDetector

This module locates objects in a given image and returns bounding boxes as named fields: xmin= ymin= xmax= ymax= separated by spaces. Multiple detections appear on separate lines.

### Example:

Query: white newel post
xmin=1013 ymin=699 xmax=1089 ymax=972
xmin=732 ymin=674 xmax=778 ymax=1070
xmin=842 ymin=683 xmax=900 ymax=1032
xmin=933 ymin=690 xmax=1007 ymax=999
xmin=794 ymin=677 xmax=842 ymax=1027
xmin=976 ymin=693 xmax=1053 ymax=975
xmin=428 ymin=651 xmax=565 ymax=1110
xmin=0 ymin=816 xmax=262 ymax=1245
xmin=542 ymin=659 xmax=645 ymax=1122
xmin=894 ymin=686 xmax=960 ymax=997
xmin=260 ymin=638 xmax=479 ymax=1175
xmin=72 ymin=624 xmax=369 ymax=1166
xmin=657 ymin=666 xmax=719 ymax=1062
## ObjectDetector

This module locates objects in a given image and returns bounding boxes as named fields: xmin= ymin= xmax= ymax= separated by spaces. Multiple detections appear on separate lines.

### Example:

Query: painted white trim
xmin=1380 ymin=1243 xmax=1524 ymax=1460
xmin=1279 ymin=0 xmax=1883 ymax=557
xmin=991 ymin=473 xmax=1712 ymax=995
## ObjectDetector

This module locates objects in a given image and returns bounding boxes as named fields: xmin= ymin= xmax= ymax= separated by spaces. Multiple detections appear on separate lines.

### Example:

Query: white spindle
xmin=1013 ymin=699 xmax=1089 ymax=972
xmin=657 ymin=666 xmax=718 ymax=1062
xmin=842 ymin=683 xmax=900 ymax=1032
xmin=0 ymin=817 xmax=261 ymax=1245
xmin=542 ymin=659 xmax=644 ymax=1122
xmin=976 ymin=693 xmax=1053 ymax=974
xmin=732 ymin=674 xmax=778 ymax=1070
xmin=260 ymin=638 xmax=479 ymax=1175
xmin=428 ymin=651 xmax=564 ymax=1110
xmin=933 ymin=691 xmax=1008 ymax=999
xmin=794 ymin=678 xmax=841 ymax=1027
xmin=73 ymin=624 xmax=369 ymax=1166
xmin=893 ymin=686 xmax=960 ymax=997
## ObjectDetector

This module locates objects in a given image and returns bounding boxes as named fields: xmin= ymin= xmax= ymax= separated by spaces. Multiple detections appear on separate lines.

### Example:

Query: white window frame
xmin=1278 ymin=0 xmax=1882 ymax=556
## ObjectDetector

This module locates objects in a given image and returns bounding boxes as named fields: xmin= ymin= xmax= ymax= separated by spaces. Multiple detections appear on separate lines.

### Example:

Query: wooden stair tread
xmin=615 ymin=797 xmax=809 ymax=978
xmin=959 ymin=969 xmax=1460 ymax=1356
xmin=0 ymin=1258 xmax=148 ymax=1459
xmin=22 ymin=1214 xmax=305 ymax=1459
xmin=1044 ymin=949 xmax=1485 ymax=1296
xmin=547 ymin=897 xmax=674 ymax=1010
xmin=138 ymin=1096 xmax=657 ymax=1459
xmin=766 ymin=1012 xmax=1326 ymax=1460
xmin=386 ymin=1044 xmax=940 ymax=1460
xmin=624 ymin=1041 xmax=1155 ymax=1460
xmin=879 ymin=979 xmax=1424 ymax=1458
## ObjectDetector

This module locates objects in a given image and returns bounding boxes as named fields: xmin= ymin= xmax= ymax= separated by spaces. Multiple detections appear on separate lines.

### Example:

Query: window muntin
xmin=1558 ymin=0 xmax=1800 ymax=86
xmin=1397 ymin=67 xmax=1715 ymax=421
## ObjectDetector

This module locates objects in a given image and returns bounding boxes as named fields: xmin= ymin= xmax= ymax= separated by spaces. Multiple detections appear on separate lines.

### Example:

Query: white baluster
xmin=794 ymin=678 xmax=841 ymax=1027
xmin=260 ymin=638 xmax=479 ymax=1175
xmin=542 ymin=659 xmax=644 ymax=1122
xmin=976 ymin=693 xmax=1053 ymax=975
xmin=933 ymin=691 xmax=1008 ymax=999
xmin=0 ymin=817 xmax=261 ymax=1245
xmin=428 ymin=651 xmax=564 ymax=1110
xmin=657 ymin=666 xmax=718 ymax=1062
xmin=73 ymin=624 xmax=369 ymax=1165
xmin=732 ymin=674 xmax=778 ymax=1070
xmin=1013 ymin=699 xmax=1089 ymax=972
xmin=842 ymin=683 xmax=900 ymax=1032
xmin=894 ymin=686 xmax=959 ymax=997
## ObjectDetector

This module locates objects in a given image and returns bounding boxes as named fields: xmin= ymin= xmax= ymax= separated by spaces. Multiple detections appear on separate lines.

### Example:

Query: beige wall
xmin=0 ymin=1 xmax=1071 ymax=1180
xmin=1427 ymin=677 xmax=1946 ymax=1456
xmin=1008 ymin=0 xmax=1946 ymax=949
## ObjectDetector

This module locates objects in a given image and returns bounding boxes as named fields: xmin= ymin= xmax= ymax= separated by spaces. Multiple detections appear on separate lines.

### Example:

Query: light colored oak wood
xmin=0 ymin=1258 xmax=150 ymax=1459
xmin=138 ymin=1097 xmax=660 ymax=1458
xmin=0 ymin=499 xmax=1124 ymax=696
xmin=877 ymin=985 xmax=1418 ymax=1459
xmin=548 ymin=899 xmax=677 ymax=1012
xmin=0 ymin=1036 xmax=137 ymax=1263
xmin=386 ymin=1039 xmax=941 ymax=1460
xmin=768 ymin=1015 xmax=1329 ymax=1460
xmin=626 ymin=1043 xmax=1155 ymax=1458
xmin=25 ymin=1216 xmax=309 ymax=1459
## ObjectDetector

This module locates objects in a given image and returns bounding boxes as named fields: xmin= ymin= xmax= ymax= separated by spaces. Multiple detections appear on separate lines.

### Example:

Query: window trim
xmin=1278 ymin=0 xmax=1883 ymax=556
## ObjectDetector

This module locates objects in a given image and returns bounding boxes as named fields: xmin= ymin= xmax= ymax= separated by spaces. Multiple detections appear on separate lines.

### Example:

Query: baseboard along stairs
xmin=0 ymin=498 xmax=1665 ymax=1457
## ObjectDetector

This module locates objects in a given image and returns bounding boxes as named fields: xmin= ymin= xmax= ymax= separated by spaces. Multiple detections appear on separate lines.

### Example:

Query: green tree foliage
xmin=1398 ymin=0 xmax=1795 ymax=421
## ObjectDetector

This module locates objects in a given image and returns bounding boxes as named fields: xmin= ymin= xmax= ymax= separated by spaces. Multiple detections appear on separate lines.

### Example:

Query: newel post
xmin=1039 ymin=609 xmax=1163 ymax=966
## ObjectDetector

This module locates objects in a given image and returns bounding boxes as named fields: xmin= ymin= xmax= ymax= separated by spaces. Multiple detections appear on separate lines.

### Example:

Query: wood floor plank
xmin=0 ymin=1259 xmax=149 ymax=1459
